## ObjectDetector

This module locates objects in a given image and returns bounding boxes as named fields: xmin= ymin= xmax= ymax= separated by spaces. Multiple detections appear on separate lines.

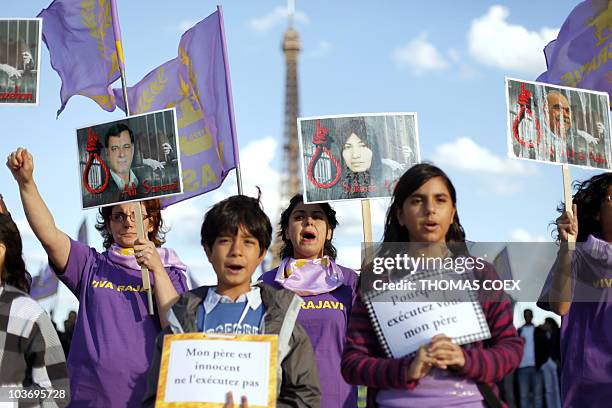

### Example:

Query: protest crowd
xmin=1 ymin=1 xmax=611 ymax=408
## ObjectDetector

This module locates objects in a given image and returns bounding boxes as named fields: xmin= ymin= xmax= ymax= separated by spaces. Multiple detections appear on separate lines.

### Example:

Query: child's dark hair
xmin=201 ymin=191 xmax=272 ymax=256
xmin=383 ymin=163 xmax=466 ymax=244
xmin=95 ymin=199 xmax=166 ymax=249
xmin=0 ymin=213 xmax=31 ymax=293
xmin=278 ymin=194 xmax=338 ymax=259
xmin=557 ymin=172 xmax=612 ymax=242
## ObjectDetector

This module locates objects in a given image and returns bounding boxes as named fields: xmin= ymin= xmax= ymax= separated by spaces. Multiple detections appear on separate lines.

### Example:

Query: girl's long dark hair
xmin=336 ymin=118 xmax=383 ymax=199
xmin=360 ymin=164 xmax=467 ymax=292
xmin=0 ymin=213 xmax=31 ymax=293
xmin=278 ymin=194 xmax=338 ymax=260
xmin=383 ymin=163 xmax=466 ymax=245
xmin=557 ymin=172 xmax=612 ymax=242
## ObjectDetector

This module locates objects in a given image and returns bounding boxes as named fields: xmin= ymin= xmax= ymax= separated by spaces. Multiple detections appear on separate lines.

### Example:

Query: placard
xmin=156 ymin=333 xmax=278 ymax=408
xmin=298 ymin=113 xmax=420 ymax=203
xmin=364 ymin=269 xmax=491 ymax=358
xmin=0 ymin=18 xmax=42 ymax=106
xmin=506 ymin=77 xmax=612 ymax=170
xmin=76 ymin=108 xmax=183 ymax=209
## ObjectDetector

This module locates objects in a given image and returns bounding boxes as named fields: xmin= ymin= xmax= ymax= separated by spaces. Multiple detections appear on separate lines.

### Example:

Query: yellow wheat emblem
xmin=80 ymin=0 xmax=119 ymax=79
xmin=588 ymin=2 xmax=612 ymax=46
xmin=135 ymin=67 xmax=168 ymax=114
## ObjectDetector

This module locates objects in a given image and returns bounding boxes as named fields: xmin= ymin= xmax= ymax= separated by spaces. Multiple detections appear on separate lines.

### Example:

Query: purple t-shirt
xmin=376 ymin=368 xmax=484 ymax=407
xmin=538 ymin=236 xmax=612 ymax=407
xmin=260 ymin=265 xmax=359 ymax=408
xmin=53 ymin=239 xmax=188 ymax=407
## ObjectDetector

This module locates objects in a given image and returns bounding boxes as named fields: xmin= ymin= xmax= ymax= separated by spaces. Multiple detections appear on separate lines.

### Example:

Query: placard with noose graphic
xmin=298 ymin=112 xmax=420 ymax=204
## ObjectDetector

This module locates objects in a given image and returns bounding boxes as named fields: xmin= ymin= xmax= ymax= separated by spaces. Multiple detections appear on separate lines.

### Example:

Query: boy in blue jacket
xmin=143 ymin=194 xmax=321 ymax=407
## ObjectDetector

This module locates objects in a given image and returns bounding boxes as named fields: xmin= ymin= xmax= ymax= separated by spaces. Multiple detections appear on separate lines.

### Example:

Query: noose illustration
xmin=83 ymin=128 xmax=110 ymax=194
xmin=307 ymin=119 xmax=341 ymax=188
xmin=513 ymin=82 xmax=542 ymax=148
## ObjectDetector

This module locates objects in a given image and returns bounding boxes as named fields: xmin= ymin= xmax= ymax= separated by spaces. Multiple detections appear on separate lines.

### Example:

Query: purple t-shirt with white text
xmin=53 ymin=239 xmax=188 ymax=407
xmin=260 ymin=265 xmax=359 ymax=408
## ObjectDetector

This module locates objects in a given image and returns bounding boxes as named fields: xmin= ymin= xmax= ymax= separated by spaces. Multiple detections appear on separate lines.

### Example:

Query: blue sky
xmin=0 ymin=1 xmax=594 ymax=326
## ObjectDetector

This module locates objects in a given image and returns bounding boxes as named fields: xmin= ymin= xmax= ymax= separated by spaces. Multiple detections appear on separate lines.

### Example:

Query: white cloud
xmin=486 ymin=180 xmax=522 ymax=196
xmin=433 ymin=137 xmax=537 ymax=175
xmin=306 ymin=41 xmax=333 ymax=59
xmin=163 ymin=136 xmax=282 ymax=256
xmin=509 ymin=228 xmax=548 ymax=242
xmin=248 ymin=7 xmax=309 ymax=33
xmin=335 ymin=245 xmax=362 ymax=271
xmin=468 ymin=5 xmax=558 ymax=75
xmin=392 ymin=33 xmax=449 ymax=74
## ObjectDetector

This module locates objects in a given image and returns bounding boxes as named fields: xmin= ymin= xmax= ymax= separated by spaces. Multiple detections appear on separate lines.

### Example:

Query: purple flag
xmin=39 ymin=0 xmax=121 ymax=116
xmin=493 ymin=246 xmax=513 ymax=281
xmin=537 ymin=0 xmax=612 ymax=94
xmin=113 ymin=7 xmax=238 ymax=207
xmin=30 ymin=264 xmax=59 ymax=300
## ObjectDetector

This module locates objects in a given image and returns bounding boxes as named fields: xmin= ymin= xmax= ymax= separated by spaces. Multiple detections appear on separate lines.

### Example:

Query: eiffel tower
xmin=269 ymin=1 xmax=301 ymax=268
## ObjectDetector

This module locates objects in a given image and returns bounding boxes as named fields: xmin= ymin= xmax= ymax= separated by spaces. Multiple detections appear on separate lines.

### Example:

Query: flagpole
xmin=110 ymin=0 xmax=130 ymax=116
xmin=217 ymin=5 xmax=243 ymax=195
xmin=110 ymin=0 xmax=154 ymax=315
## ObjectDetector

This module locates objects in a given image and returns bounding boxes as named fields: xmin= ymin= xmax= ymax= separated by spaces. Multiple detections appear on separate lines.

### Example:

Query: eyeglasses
xmin=606 ymin=195 xmax=612 ymax=204
xmin=110 ymin=212 xmax=151 ymax=223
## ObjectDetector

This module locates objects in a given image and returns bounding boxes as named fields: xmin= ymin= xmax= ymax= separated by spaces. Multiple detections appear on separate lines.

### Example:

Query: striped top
xmin=0 ymin=284 xmax=70 ymax=407
xmin=341 ymin=263 xmax=524 ymax=407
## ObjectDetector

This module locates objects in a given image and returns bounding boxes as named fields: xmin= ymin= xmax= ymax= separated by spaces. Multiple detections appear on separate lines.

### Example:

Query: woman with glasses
xmin=538 ymin=172 xmax=612 ymax=407
xmin=6 ymin=148 xmax=188 ymax=407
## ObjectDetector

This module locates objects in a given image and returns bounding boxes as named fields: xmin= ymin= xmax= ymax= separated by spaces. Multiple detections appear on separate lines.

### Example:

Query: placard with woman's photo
xmin=298 ymin=113 xmax=420 ymax=203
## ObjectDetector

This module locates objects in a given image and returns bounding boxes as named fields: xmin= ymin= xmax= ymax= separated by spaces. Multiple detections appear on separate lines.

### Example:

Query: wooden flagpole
xmin=110 ymin=0 xmax=154 ymax=315
xmin=562 ymin=165 xmax=576 ymax=249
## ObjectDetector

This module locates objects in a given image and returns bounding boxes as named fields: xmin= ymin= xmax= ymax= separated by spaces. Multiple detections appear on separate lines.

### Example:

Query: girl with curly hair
xmin=538 ymin=172 xmax=612 ymax=407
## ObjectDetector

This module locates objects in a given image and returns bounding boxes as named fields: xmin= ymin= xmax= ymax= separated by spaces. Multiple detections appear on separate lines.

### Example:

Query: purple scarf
xmin=107 ymin=244 xmax=188 ymax=273
xmin=274 ymin=256 xmax=345 ymax=296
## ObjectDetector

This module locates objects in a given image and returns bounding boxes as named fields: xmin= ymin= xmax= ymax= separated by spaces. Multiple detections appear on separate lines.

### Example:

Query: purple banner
xmin=39 ymin=0 xmax=121 ymax=116
xmin=537 ymin=0 xmax=612 ymax=94
xmin=113 ymin=7 xmax=238 ymax=207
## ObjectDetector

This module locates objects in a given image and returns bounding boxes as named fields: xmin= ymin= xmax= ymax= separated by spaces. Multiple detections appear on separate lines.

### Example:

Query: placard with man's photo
xmin=0 ymin=18 xmax=42 ymax=105
xmin=77 ymin=108 xmax=183 ymax=209
xmin=506 ymin=77 xmax=612 ymax=170
xmin=298 ymin=113 xmax=420 ymax=204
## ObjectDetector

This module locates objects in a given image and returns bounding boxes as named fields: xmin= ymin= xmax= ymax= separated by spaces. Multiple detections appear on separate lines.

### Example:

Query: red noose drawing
xmin=513 ymin=83 xmax=542 ymax=148
xmin=307 ymin=119 xmax=342 ymax=189
xmin=82 ymin=128 xmax=111 ymax=194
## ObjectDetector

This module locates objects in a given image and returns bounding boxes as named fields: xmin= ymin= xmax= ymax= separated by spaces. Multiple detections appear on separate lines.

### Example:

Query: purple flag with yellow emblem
xmin=113 ymin=7 xmax=238 ymax=207
xmin=537 ymin=0 xmax=612 ymax=95
xmin=38 ymin=0 xmax=121 ymax=116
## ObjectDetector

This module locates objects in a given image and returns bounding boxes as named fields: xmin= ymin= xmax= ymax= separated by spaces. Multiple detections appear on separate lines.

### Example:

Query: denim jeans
xmin=540 ymin=359 xmax=561 ymax=408
xmin=517 ymin=366 xmax=543 ymax=408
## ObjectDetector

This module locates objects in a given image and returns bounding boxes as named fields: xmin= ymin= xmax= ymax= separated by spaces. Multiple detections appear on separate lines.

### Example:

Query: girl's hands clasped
xmin=428 ymin=334 xmax=465 ymax=370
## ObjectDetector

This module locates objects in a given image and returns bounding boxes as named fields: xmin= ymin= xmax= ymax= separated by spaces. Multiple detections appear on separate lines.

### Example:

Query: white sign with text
xmin=157 ymin=334 xmax=277 ymax=407
xmin=367 ymin=285 xmax=491 ymax=358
